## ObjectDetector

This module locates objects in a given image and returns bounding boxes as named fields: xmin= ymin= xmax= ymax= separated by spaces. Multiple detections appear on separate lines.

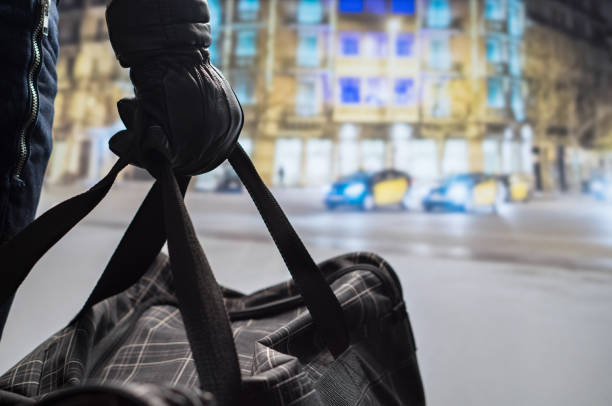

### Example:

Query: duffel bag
xmin=0 ymin=143 xmax=425 ymax=405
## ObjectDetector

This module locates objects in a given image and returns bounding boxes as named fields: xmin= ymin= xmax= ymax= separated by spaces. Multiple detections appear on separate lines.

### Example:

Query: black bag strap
xmin=228 ymin=145 xmax=349 ymax=357
xmin=0 ymin=157 xmax=241 ymax=405
xmin=0 ymin=156 xmax=128 ymax=302
xmin=84 ymin=144 xmax=349 ymax=358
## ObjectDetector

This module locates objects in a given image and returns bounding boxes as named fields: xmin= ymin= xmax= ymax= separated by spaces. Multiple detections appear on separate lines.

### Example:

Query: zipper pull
xmin=42 ymin=0 xmax=50 ymax=37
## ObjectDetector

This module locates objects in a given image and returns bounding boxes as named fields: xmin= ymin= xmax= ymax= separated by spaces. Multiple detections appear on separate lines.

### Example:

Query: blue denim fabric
xmin=0 ymin=0 xmax=59 ymax=336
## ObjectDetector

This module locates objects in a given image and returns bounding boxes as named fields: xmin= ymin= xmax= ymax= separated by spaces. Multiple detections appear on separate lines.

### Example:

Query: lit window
xmin=339 ymin=0 xmax=363 ymax=13
xmin=339 ymin=77 xmax=361 ymax=104
xmin=509 ymin=41 xmax=521 ymax=75
xmin=486 ymin=36 xmax=503 ymax=63
xmin=235 ymin=30 xmax=257 ymax=64
xmin=208 ymin=0 xmax=222 ymax=63
xmin=394 ymin=78 xmax=416 ymax=105
xmin=365 ymin=0 xmax=385 ymax=14
xmin=396 ymin=33 xmax=414 ymax=57
xmin=484 ymin=0 xmax=505 ymax=20
xmin=237 ymin=0 xmax=259 ymax=21
xmin=339 ymin=32 xmax=360 ymax=56
xmin=296 ymin=80 xmax=318 ymax=116
xmin=508 ymin=0 xmax=524 ymax=37
xmin=364 ymin=77 xmax=387 ymax=106
xmin=233 ymin=75 xmax=255 ymax=105
xmin=392 ymin=0 xmax=415 ymax=14
xmin=297 ymin=34 xmax=319 ymax=67
xmin=432 ymin=81 xmax=450 ymax=117
xmin=429 ymin=36 xmax=451 ymax=69
xmin=363 ymin=32 xmax=388 ymax=58
xmin=487 ymin=77 xmax=506 ymax=108
xmin=298 ymin=0 xmax=323 ymax=24
xmin=511 ymin=80 xmax=525 ymax=121
xmin=427 ymin=0 xmax=451 ymax=28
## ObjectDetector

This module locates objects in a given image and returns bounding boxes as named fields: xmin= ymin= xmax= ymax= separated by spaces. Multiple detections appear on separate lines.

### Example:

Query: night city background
xmin=2 ymin=1 xmax=612 ymax=405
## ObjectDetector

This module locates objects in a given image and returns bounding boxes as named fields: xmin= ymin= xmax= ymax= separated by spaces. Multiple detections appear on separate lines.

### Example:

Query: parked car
xmin=325 ymin=170 xmax=412 ymax=211
xmin=497 ymin=173 xmax=532 ymax=202
xmin=422 ymin=173 xmax=504 ymax=212
xmin=589 ymin=177 xmax=612 ymax=201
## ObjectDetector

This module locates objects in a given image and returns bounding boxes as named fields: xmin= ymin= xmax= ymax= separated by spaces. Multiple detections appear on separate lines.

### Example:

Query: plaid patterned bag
xmin=0 ymin=146 xmax=425 ymax=405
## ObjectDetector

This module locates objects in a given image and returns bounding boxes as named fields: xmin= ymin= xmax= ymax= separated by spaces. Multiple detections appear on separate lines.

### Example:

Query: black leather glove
xmin=105 ymin=0 xmax=243 ymax=176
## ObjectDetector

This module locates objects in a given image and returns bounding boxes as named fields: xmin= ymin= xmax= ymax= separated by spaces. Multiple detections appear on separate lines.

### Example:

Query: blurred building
xmin=49 ymin=0 xmax=612 ymax=190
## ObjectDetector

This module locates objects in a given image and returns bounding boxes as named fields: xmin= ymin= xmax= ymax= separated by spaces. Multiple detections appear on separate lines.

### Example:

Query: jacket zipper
xmin=13 ymin=0 xmax=49 ymax=182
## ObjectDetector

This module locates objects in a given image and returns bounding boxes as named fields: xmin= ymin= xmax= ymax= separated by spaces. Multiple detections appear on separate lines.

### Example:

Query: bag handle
xmin=0 ymin=157 xmax=241 ymax=405
xmin=82 ymin=144 xmax=350 ymax=358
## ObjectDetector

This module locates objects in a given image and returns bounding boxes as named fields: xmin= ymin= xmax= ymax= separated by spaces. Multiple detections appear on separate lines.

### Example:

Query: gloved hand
xmin=105 ymin=0 xmax=243 ymax=176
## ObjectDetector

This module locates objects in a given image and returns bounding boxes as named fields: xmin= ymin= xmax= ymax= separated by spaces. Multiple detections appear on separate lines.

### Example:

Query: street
xmin=1 ymin=181 xmax=612 ymax=405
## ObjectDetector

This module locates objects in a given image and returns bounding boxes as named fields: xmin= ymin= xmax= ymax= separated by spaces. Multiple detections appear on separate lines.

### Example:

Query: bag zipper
xmin=13 ymin=0 xmax=49 ymax=182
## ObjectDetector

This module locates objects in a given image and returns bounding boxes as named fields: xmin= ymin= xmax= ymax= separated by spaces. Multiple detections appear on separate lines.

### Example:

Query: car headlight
xmin=447 ymin=183 xmax=469 ymax=204
xmin=344 ymin=183 xmax=366 ymax=197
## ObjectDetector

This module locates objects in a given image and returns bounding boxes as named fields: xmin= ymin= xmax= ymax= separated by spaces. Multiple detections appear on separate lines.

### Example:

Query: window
xmin=306 ymin=139 xmax=333 ymax=185
xmin=508 ymin=41 xmax=521 ymax=75
xmin=392 ymin=0 xmax=415 ymax=14
xmin=410 ymin=139 xmax=438 ymax=179
xmin=363 ymin=33 xmax=388 ymax=58
xmin=365 ymin=78 xmax=387 ymax=107
xmin=429 ymin=36 xmax=451 ymax=69
xmin=297 ymin=34 xmax=319 ymax=67
xmin=487 ymin=77 xmax=505 ymax=108
xmin=427 ymin=0 xmax=451 ymax=28
xmin=339 ymin=77 xmax=361 ymax=104
xmin=396 ymin=33 xmax=414 ymax=57
xmin=235 ymin=30 xmax=257 ymax=65
xmin=339 ymin=0 xmax=363 ymax=13
xmin=486 ymin=36 xmax=504 ymax=63
xmin=482 ymin=138 xmax=501 ymax=174
xmin=511 ymin=80 xmax=525 ymax=121
xmin=208 ymin=0 xmax=222 ymax=63
xmin=339 ymin=32 xmax=360 ymax=56
xmin=237 ymin=0 xmax=259 ymax=21
xmin=442 ymin=139 xmax=468 ymax=175
xmin=296 ymin=79 xmax=318 ymax=116
xmin=508 ymin=0 xmax=525 ymax=37
xmin=298 ymin=0 xmax=323 ymax=24
xmin=394 ymin=78 xmax=416 ymax=105
xmin=233 ymin=75 xmax=255 ymax=105
xmin=365 ymin=0 xmax=386 ymax=14
xmin=484 ymin=0 xmax=505 ymax=20
xmin=274 ymin=139 xmax=303 ymax=186
xmin=432 ymin=81 xmax=450 ymax=117
xmin=360 ymin=140 xmax=386 ymax=172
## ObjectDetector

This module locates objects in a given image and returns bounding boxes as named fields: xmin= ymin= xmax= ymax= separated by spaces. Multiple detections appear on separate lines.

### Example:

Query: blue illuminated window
xmin=233 ymin=75 xmax=255 ymax=105
xmin=339 ymin=0 xmax=363 ymax=13
xmin=339 ymin=77 xmax=361 ymax=104
xmin=235 ymin=30 xmax=257 ymax=66
xmin=298 ymin=0 xmax=323 ymax=24
xmin=365 ymin=0 xmax=386 ymax=13
xmin=486 ymin=36 xmax=503 ymax=63
xmin=429 ymin=37 xmax=450 ymax=69
xmin=508 ymin=0 xmax=524 ymax=37
xmin=509 ymin=41 xmax=521 ymax=75
xmin=237 ymin=0 xmax=259 ymax=21
xmin=485 ymin=0 xmax=505 ymax=20
xmin=340 ymin=33 xmax=360 ymax=56
xmin=365 ymin=77 xmax=387 ymax=106
xmin=427 ymin=0 xmax=451 ymax=28
xmin=297 ymin=34 xmax=319 ymax=67
xmin=394 ymin=78 xmax=416 ymax=105
xmin=396 ymin=33 xmax=414 ymax=57
xmin=487 ymin=77 xmax=506 ymax=108
xmin=511 ymin=80 xmax=524 ymax=120
xmin=392 ymin=0 xmax=415 ymax=14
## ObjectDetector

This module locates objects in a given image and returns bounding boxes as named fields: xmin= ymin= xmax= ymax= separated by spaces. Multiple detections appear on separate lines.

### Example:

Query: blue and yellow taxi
xmin=325 ymin=170 xmax=412 ymax=211
xmin=422 ymin=173 xmax=504 ymax=212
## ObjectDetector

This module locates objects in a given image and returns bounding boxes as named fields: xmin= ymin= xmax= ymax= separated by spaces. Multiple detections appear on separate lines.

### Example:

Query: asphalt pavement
xmin=1 ymin=181 xmax=611 ymax=405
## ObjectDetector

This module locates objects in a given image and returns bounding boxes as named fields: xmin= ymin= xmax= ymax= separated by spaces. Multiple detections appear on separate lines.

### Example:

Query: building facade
xmin=50 ymin=0 xmax=612 ymax=190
